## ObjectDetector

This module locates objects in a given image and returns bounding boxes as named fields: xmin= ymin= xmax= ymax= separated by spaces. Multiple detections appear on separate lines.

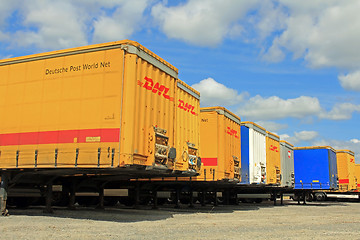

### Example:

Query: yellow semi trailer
xmin=0 ymin=40 xmax=201 ymax=174
xmin=336 ymin=150 xmax=357 ymax=192
xmin=197 ymin=107 xmax=241 ymax=182
xmin=0 ymin=40 xmax=201 ymax=214
xmin=266 ymin=131 xmax=281 ymax=185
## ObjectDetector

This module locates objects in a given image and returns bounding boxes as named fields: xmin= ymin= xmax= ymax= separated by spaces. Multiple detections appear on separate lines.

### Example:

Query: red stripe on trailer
xmin=339 ymin=179 xmax=349 ymax=184
xmin=202 ymin=158 xmax=218 ymax=166
xmin=0 ymin=128 xmax=120 ymax=146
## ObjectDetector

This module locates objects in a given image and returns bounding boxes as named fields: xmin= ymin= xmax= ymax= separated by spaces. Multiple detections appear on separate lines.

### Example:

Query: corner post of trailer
xmin=302 ymin=191 xmax=306 ymax=205
xmin=96 ymin=183 xmax=106 ymax=210
xmin=213 ymin=191 xmax=218 ymax=206
xmin=175 ymin=188 xmax=181 ymax=209
xmin=189 ymin=187 xmax=194 ymax=208
xmin=134 ymin=181 xmax=141 ymax=209
xmin=151 ymin=187 xmax=158 ymax=210
xmin=0 ymin=172 xmax=9 ymax=216
xmin=188 ymin=177 xmax=194 ymax=208
xmin=201 ymin=189 xmax=206 ymax=206
xmin=297 ymin=192 xmax=301 ymax=205
xmin=43 ymin=180 xmax=54 ymax=214
xmin=235 ymin=190 xmax=239 ymax=205
xmin=224 ymin=190 xmax=230 ymax=205
xmin=68 ymin=180 xmax=77 ymax=210
xmin=273 ymin=191 xmax=277 ymax=206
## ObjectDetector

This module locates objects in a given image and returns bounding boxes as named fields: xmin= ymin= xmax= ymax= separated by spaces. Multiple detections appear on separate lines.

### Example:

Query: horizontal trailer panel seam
xmin=0 ymin=128 xmax=120 ymax=146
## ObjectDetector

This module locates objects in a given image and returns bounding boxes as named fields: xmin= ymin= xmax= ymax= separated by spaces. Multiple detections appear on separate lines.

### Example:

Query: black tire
xmin=305 ymin=193 xmax=313 ymax=202
xmin=315 ymin=192 xmax=326 ymax=201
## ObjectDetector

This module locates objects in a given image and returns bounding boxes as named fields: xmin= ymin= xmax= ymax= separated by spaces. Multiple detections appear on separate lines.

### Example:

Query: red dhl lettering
xmin=350 ymin=158 xmax=355 ymax=163
xmin=226 ymin=127 xmax=239 ymax=139
xmin=138 ymin=77 xmax=174 ymax=101
xmin=270 ymin=145 xmax=279 ymax=152
xmin=178 ymin=99 xmax=197 ymax=115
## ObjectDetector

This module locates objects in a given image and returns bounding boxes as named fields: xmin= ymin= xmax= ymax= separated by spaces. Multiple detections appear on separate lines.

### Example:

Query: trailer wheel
xmin=315 ymin=192 xmax=326 ymax=201
xmin=305 ymin=193 xmax=313 ymax=202
xmin=292 ymin=194 xmax=300 ymax=201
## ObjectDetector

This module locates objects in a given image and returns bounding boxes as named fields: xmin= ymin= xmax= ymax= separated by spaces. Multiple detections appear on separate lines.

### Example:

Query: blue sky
xmin=1 ymin=0 xmax=360 ymax=162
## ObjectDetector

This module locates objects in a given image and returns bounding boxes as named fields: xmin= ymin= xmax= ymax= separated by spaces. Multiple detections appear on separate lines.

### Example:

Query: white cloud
xmin=191 ymin=78 xmax=248 ymax=107
xmin=93 ymin=0 xmax=150 ymax=43
xmin=319 ymin=103 xmax=360 ymax=120
xmin=294 ymin=130 xmax=319 ymax=141
xmin=0 ymin=0 xmax=151 ymax=50
xmin=280 ymin=130 xmax=319 ymax=145
xmin=262 ymin=1 xmax=360 ymax=69
xmin=0 ymin=1 xmax=19 ymax=27
xmin=192 ymin=78 xmax=360 ymax=122
xmin=255 ymin=121 xmax=288 ymax=132
xmin=314 ymin=138 xmax=360 ymax=163
xmin=12 ymin=1 xmax=89 ymax=49
xmin=237 ymin=95 xmax=321 ymax=120
xmin=151 ymin=0 xmax=259 ymax=47
xmin=252 ymin=1 xmax=288 ymax=41
xmin=338 ymin=71 xmax=360 ymax=91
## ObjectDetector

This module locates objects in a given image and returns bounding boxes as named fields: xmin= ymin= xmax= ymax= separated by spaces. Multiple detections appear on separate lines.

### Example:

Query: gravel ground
xmin=0 ymin=200 xmax=360 ymax=240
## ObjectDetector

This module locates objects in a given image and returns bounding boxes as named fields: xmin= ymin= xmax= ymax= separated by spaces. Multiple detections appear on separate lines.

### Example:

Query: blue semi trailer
xmin=294 ymin=146 xmax=338 ymax=190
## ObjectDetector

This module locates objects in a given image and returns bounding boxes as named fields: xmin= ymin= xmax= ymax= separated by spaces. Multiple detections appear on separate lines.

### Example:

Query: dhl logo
xmin=270 ymin=145 xmax=279 ymax=152
xmin=178 ymin=99 xmax=197 ymax=115
xmin=138 ymin=76 xmax=174 ymax=101
xmin=350 ymin=158 xmax=355 ymax=163
xmin=227 ymin=127 xmax=239 ymax=139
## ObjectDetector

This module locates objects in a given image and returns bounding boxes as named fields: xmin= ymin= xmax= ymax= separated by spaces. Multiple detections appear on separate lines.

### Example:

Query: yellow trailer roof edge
xmin=177 ymin=80 xmax=200 ymax=100
xmin=0 ymin=40 xmax=178 ymax=78
xmin=266 ymin=131 xmax=280 ymax=141
xmin=336 ymin=149 xmax=355 ymax=156
xmin=200 ymin=107 xmax=240 ymax=124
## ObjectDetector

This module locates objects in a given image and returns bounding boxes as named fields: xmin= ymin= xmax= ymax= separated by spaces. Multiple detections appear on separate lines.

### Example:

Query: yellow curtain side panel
xmin=0 ymin=40 xmax=195 ymax=174
xmin=174 ymin=80 xmax=201 ymax=173
xmin=266 ymin=131 xmax=281 ymax=185
xmin=336 ymin=150 xmax=357 ymax=192
xmin=197 ymin=107 xmax=241 ymax=182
